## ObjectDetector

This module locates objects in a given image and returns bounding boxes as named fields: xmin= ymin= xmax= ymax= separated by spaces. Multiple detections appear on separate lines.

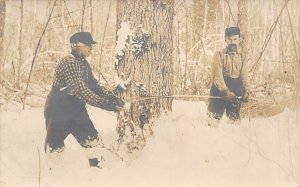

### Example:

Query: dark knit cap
xmin=225 ymin=27 xmax=240 ymax=37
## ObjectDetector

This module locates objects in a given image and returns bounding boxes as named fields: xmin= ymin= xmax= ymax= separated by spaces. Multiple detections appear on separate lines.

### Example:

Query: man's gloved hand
xmin=107 ymin=93 xmax=125 ymax=112
xmin=242 ymin=91 xmax=249 ymax=103
xmin=223 ymin=90 xmax=236 ymax=102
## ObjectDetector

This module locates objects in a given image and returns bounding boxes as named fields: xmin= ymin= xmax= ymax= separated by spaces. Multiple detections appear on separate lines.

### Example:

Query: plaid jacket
xmin=51 ymin=53 xmax=121 ymax=110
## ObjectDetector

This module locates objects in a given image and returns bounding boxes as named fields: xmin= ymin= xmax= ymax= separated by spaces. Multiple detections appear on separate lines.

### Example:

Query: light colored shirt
xmin=211 ymin=48 xmax=250 ymax=93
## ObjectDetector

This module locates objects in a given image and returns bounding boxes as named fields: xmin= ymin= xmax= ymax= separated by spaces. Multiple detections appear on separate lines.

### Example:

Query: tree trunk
xmin=207 ymin=0 xmax=218 ymax=33
xmin=98 ymin=0 xmax=112 ymax=81
xmin=81 ymin=0 xmax=86 ymax=32
xmin=193 ymin=0 xmax=205 ymax=45
xmin=61 ymin=0 xmax=67 ymax=53
xmin=0 ymin=0 xmax=5 ymax=87
xmin=115 ymin=0 xmax=174 ymax=152
xmin=285 ymin=2 xmax=300 ymax=108
xmin=238 ymin=0 xmax=248 ymax=54
xmin=17 ymin=0 xmax=24 ymax=89
xmin=89 ymin=0 xmax=93 ymax=34
xmin=184 ymin=5 xmax=188 ymax=90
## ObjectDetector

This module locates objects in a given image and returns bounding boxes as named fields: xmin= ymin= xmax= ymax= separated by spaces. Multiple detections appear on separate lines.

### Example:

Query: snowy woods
xmin=0 ymin=0 xmax=298 ymax=110
xmin=0 ymin=0 xmax=300 ymax=186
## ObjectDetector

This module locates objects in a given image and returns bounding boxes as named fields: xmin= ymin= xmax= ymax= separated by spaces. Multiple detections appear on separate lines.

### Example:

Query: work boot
xmin=88 ymin=156 xmax=105 ymax=169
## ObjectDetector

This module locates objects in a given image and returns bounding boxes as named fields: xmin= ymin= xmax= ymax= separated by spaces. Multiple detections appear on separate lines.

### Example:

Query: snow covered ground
xmin=0 ymin=100 xmax=299 ymax=187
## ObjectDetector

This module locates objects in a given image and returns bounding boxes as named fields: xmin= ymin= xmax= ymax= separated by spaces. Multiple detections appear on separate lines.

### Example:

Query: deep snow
xmin=0 ymin=100 xmax=299 ymax=187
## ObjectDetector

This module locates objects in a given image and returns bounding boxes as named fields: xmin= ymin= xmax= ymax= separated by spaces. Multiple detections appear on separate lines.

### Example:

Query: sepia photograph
xmin=0 ymin=0 xmax=299 ymax=186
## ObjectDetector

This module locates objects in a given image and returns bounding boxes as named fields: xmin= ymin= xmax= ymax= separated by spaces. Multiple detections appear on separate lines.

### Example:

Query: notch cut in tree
xmin=115 ymin=0 xmax=174 ymax=152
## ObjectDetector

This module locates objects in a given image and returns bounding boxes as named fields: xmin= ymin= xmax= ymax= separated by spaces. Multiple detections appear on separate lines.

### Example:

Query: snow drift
xmin=0 ymin=100 xmax=299 ymax=187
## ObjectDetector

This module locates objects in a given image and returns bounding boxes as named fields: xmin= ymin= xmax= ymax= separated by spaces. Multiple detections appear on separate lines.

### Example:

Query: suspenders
xmin=218 ymin=51 xmax=244 ymax=76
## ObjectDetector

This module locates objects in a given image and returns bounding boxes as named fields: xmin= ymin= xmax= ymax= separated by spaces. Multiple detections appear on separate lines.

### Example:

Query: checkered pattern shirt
xmin=52 ymin=54 xmax=111 ymax=108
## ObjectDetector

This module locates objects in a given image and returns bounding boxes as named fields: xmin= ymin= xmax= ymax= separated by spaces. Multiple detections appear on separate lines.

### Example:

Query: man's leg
xmin=45 ymin=123 xmax=67 ymax=153
xmin=44 ymin=117 xmax=70 ymax=170
xmin=223 ymin=76 xmax=243 ymax=125
xmin=225 ymin=100 xmax=242 ymax=125
xmin=70 ymin=109 xmax=104 ymax=168
xmin=206 ymin=85 xmax=226 ymax=127
xmin=44 ymin=103 xmax=71 ymax=154
xmin=207 ymin=98 xmax=226 ymax=127
xmin=44 ymin=91 xmax=71 ymax=153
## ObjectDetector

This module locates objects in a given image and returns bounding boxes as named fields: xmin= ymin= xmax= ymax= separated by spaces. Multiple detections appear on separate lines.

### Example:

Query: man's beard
xmin=226 ymin=44 xmax=237 ymax=55
xmin=71 ymin=49 xmax=86 ymax=59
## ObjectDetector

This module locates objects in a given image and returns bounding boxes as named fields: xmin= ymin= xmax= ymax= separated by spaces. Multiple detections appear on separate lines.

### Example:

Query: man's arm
xmin=87 ymin=70 xmax=111 ymax=97
xmin=211 ymin=52 xmax=228 ymax=92
xmin=240 ymin=57 xmax=250 ymax=102
xmin=88 ymin=71 xmax=124 ymax=106
xmin=240 ymin=58 xmax=250 ymax=93
xmin=64 ymin=61 xmax=123 ymax=111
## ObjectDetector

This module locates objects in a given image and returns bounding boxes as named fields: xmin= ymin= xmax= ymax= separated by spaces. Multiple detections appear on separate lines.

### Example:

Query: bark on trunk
xmin=115 ymin=0 xmax=174 ymax=151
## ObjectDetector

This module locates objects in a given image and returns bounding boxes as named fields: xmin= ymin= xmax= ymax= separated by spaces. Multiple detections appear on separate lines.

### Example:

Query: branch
xmin=285 ymin=2 xmax=299 ymax=68
xmin=81 ymin=0 xmax=87 ymax=31
xmin=63 ymin=0 xmax=77 ymax=27
xmin=98 ymin=0 xmax=112 ymax=82
xmin=225 ymin=0 xmax=237 ymax=26
xmin=22 ymin=0 xmax=57 ymax=110
xmin=250 ymin=0 xmax=290 ymax=75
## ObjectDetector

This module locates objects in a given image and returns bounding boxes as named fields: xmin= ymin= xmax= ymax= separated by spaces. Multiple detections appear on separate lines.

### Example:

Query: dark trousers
xmin=44 ymin=87 xmax=100 ymax=153
xmin=207 ymin=76 xmax=243 ymax=121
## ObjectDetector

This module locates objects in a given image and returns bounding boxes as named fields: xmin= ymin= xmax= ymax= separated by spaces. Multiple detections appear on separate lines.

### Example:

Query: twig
xmin=50 ymin=4 xmax=92 ymax=20
xmin=218 ymin=127 xmax=296 ymax=181
xmin=250 ymin=0 xmax=291 ymax=74
xmin=63 ymin=0 xmax=77 ymax=27
xmin=285 ymin=1 xmax=300 ymax=90
xmin=37 ymin=147 xmax=41 ymax=187
xmin=11 ymin=61 xmax=16 ymax=87
xmin=225 ymin=0 xmax=237 ymax=25
xmin=1 ymin=35 xmax=14 ymax=88
xmin=98 ymin=0 xmax=112 ymax=82
xmin=2 ymin=80 xmax=20 ymax=92
xmin=22 ymin=0 xmax=57 ymax=110
xmin=102 ymin=145 xmax=123 ymax=161
xmin=81 ymin=0 xmax=87 ymax=31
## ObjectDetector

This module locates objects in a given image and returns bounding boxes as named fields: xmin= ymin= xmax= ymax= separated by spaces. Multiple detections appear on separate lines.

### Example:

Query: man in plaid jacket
xmin=44 ymin=32 xmax=124 ymax=168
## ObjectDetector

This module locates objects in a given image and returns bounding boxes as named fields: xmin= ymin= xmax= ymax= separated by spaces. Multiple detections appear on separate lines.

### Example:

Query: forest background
xmin=0 ymin=0 xmax=299 ymax=111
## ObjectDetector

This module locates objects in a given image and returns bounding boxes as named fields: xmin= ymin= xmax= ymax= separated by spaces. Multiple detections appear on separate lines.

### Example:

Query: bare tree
xmin=285 ymin=2 xmax=300 ymax=107
xmin=0 ymin=0 xmax=5 ymax=87
xmin=238 ymin=0 xmax=249 ymax=54
xmin=115 ymin=0 xmax=174 ymax=151
xmin=22 ymin=0 xmax=57 ymax=109
xmin=98 ymin=0 xmax=112 ymax=80
xmin=193 ymin=0 xmax=205 ymax=45
xmin=206 ymin=0 xmax=218 ymax=33
xmin=192 ymin=0 xmax=218 ymax=94
xmin=16 ymin=0 xmax=24 ymax=89
xmin=81 ymin=0 xmax=86 ymax=31
xmin=89 ymin=0 xmax=93 ymax=34
xmin=196 ymin=0 xmax=218 ymax=38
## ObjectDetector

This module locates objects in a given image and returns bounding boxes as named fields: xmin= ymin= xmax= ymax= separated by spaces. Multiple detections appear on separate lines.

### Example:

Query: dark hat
xmin=225 ymin=27 xmax=240 ymax=37
xmin=69 ymin=32 xmax=97 ymax=44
